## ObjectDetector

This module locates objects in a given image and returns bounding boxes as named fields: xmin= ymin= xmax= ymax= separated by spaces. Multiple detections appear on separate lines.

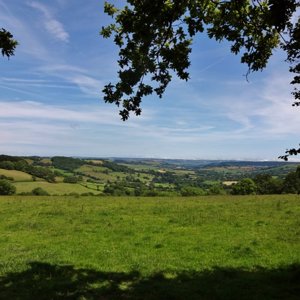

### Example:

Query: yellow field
xmin=0 ymin=169 xmax=40 ymax=182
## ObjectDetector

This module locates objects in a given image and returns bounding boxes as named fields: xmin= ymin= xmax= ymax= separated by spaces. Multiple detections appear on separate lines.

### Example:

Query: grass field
xmin=0 ymin=168 xmax=41 ymax=182
xmin=14 ymin=181 xmax=99 ymax=195
xmin=0 ymin=195 xmax=299 ymax=299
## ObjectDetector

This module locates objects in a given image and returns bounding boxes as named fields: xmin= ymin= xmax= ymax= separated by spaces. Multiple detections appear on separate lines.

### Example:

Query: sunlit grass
xmin=0 ymin=195 xmax=299 ymax=299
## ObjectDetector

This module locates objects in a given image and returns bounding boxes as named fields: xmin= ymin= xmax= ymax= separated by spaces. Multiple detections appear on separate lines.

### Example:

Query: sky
xmin=0 ymin=0 xmax=299 ymax=160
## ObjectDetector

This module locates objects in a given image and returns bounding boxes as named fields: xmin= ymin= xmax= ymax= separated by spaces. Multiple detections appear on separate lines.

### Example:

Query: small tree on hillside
xmin=31 ymin=187 xmax=49 ymax=196
xmin=0 ymin=179 xmax=16 ymax=195
xmin=231 ymin=178 xmax=257 ymax=195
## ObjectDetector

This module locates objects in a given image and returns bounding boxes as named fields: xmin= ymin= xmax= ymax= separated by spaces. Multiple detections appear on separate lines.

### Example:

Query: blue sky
xmin=0 ymin=0 xmax=299 ymax=160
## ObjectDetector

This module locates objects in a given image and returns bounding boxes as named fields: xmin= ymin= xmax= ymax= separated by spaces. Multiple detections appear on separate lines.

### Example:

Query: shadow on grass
xmin=0 ymin=262 xmax=299 ymax=300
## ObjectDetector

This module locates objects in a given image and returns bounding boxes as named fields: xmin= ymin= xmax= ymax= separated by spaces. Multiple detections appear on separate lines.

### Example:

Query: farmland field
xmin=13 ymin=181 xmax=100 ymax=195
xmin=0 ymin=195 xmax=299 ymax=299
xmin=0 ymin=168 xmax=39 ymax=182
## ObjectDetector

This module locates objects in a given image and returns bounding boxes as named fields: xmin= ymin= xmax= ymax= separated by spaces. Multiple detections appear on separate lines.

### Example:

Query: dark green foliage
xmin=254 ymin=174 xmax=283 ymax=194
xmin=0 ymin=155 xmax=24 ymax=163
xmin=31 ymin=187 xmax=49 ymax=196
xmin=103 ymin=182 xmax=131 ymax=196
xmin=0 ymin=28 xmax=18 ymax=58
xmin=231 ymin=178 xmax=257 ymax=195
xmin=207 ymin=184 xmax=226 ymax=195
xmin=0 ymin=179 xmax=16 ymax=195
xmin=51 ymin=156 xmax=85 ymax=171
xmin=102 ymin=0 xmax=299 ymax=120
xmin=102 ymin=160 xmax=134 ymax=173
xmin=282 ymin=166 xmax=300 ymax=194
xmin=0 ymin=159 xmax=55 ymax=183
xmin=27 ymin=166 xmax=56 ymax=183
xmin=63 ymin=176 xmax=82 ymax=184
xmin=180 ymin=186 xmax=205 ymax=196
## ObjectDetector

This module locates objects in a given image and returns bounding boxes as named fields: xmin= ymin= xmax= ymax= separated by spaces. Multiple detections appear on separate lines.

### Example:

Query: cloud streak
xmin=28 ymin=1 xmax=69 ymax=42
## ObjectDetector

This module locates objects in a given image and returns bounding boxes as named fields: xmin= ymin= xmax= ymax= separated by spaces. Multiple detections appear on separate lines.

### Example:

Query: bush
xmin=63 ymin=175 xmax=83 ymax=184
xmin=231 ymin=178 xmax=257 ymax=195
xmin=180 ymin=186 xmax=205 ymax=196
xmin=31 ymin=187 xmax=49 ymax=196
xmin=0 ymin=179 xmax=16 ymax=195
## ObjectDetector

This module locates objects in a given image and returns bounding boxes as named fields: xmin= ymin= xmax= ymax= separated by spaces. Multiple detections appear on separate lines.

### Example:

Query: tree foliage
xmin=253 ymin=174 xmax=283 ymax=194
xmin=0 ymin=156 xmax=56 ymax=183
xmin=101 ymin=0 xmax=299 ymax=120
xmin=0 ymin=28 xmax=18 ymax=58
xmin=282 ymin=166 xmax=300 ymax=193
xmin=279 ymin=145 xmax=300 ymax=161
xmin=31 ymin=187 xmax=49 ymax=196
xmin=231 ymin=178 xmax=257 ymax=195
xmin=0 ymin=179 xmax=16 ymax=195
xmin=51 ymin=156 xmax=85 ymax=172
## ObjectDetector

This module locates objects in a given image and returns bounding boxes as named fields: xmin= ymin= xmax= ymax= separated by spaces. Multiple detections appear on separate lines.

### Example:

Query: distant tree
xmin=51 ymin=156 xmax=84 ymax=171
xmin=207 ymin=184 xmax=226 ymax=195
xmin=63 ymin=176 xmax=81 ymax=184
xmin=0 ymin=28 xmax=18 ymax=58
xmin=282 ymin=166 xmax=300 ymax=193
xmin=0 ymin=161 xmax=14 ymax=170
xmin=254 ymin=174 xmax=283 ymax=194
xmin=0 ymin=179 xmax=16 ymax=195
xmin=231 ymin=178 xmax=257 ymax=195
xmin=180 ymin=186 xmax=205 ymax=196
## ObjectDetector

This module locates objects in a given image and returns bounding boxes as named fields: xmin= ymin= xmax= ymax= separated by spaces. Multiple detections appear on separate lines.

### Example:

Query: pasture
xmin=13 ymin=181 xmax=100 ymax=195
xmin=0 ymin=195 xmax=299 ymax=299
xmin=0 ymin=168 xmax=38 ymax=182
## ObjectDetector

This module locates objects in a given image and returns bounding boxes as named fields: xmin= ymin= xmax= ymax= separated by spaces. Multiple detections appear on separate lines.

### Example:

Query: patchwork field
xmin=0 ymin=195 xmax=299 ymax=299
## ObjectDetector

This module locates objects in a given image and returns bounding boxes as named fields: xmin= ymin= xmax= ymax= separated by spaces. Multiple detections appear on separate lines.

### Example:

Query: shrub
xmin=0 ymin=179 xmax=16 ymax=195
xmin=63 ymin=176 xmax=81 ymax=184
xmin=31 ymin=187 xmax=49 ymax=196
xmin=180 ymin=186 xmax=205 ymax=196
xmin=231 ymin=178 xmax=257 ymax=195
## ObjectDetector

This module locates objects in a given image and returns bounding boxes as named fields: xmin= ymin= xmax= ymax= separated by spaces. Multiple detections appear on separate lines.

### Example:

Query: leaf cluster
xmin=0 ymin=28 xmax=18 ymax=58
xmin=101 ymin=0 xmax=299 ymax=120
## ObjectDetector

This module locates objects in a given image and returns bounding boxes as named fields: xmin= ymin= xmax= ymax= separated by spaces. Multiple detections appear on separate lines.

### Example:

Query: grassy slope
xmin=0 ymin=195 xmax=299 ymax=299
xmin=14 ymin=181 xmax=99 ymax=195
xmin=0 ymin=169 xmax=40 ymax=182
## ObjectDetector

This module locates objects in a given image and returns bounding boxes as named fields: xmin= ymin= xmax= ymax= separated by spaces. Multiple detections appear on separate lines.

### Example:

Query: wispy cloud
xmin=0 ymin=101 xmax=119 ymax=125
xmin=28 ymin=1 xmax=69 ymax=42
xmin=36 ymin=64 xmax=103 ymax=97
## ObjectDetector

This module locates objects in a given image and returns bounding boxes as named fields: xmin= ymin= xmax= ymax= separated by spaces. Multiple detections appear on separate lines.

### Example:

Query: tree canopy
xmin=0 ymin=28 xmax=18 ymax=58
xmin=101 ymin=0 xmax=299 ymax=120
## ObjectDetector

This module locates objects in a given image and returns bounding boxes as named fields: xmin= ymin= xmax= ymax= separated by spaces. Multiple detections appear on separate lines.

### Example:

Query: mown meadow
xmin=0 ymin=195 xmax=299 ymax=299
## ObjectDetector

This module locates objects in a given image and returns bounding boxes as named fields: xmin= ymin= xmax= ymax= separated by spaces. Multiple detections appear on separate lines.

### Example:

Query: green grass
xmin=14 ymin=181 xmax=99 ymax=195
xmin=0 ymin=195 xmax=299 ymax=299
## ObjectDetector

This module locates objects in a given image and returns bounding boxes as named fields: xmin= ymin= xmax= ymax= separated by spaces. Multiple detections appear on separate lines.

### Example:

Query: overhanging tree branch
xmin=0 ymin=28 xmax=18 ymax=58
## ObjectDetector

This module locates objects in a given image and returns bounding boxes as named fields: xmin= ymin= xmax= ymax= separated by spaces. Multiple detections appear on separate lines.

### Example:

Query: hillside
xmin=0 ymin=155 xmax=299 ymax=196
